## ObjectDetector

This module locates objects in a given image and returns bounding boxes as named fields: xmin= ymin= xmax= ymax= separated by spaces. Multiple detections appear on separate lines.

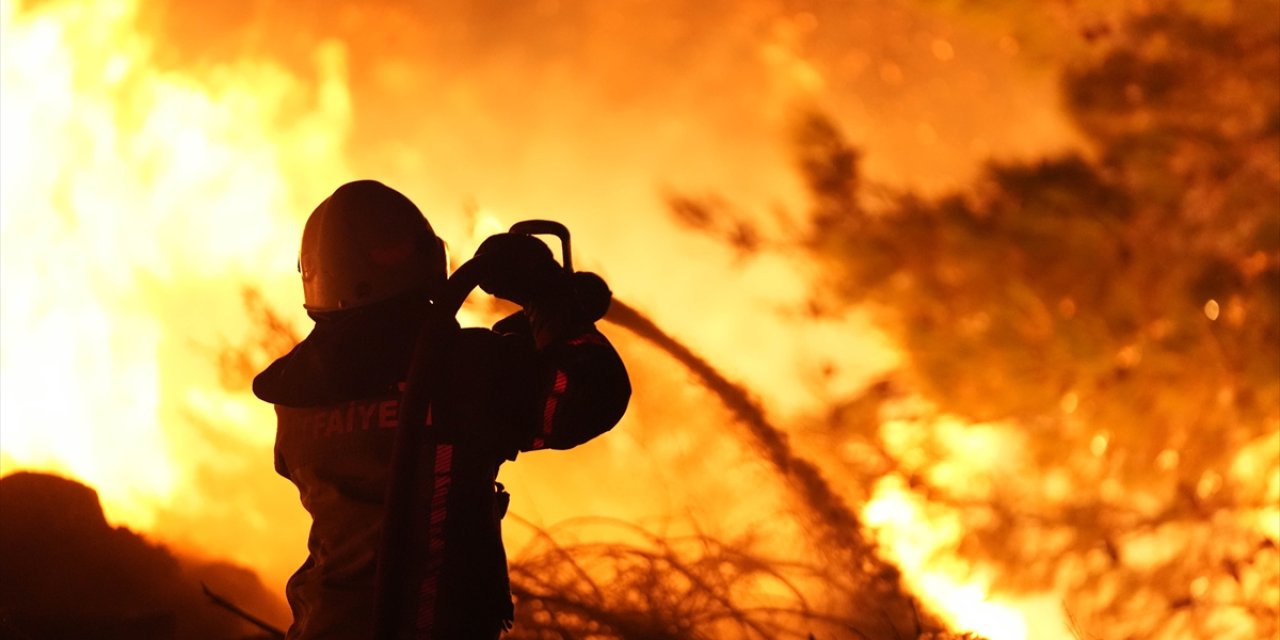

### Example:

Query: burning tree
xmin=678 ymin=2 xmax=1278 ymax=638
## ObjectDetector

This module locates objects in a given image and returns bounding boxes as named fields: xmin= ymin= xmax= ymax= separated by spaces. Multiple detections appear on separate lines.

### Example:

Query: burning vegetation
xmin=1 ymin=0 xmax=1277 ymax=639
xmin=671 ymin=4 xmax=1280 ymax=637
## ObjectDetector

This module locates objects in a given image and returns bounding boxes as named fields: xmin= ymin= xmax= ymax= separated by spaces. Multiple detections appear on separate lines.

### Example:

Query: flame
xmin=862 ymin=417 xmax=1074 ymax=640
xmin=0 ymin=0 xmax=346 ymax=539
xmin=864 ymin=478 xmax=1066 ymax=640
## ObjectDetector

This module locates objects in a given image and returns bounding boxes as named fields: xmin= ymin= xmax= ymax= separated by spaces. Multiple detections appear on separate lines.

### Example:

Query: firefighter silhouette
xmin=253 ymin=180 xmax=630 ymax=639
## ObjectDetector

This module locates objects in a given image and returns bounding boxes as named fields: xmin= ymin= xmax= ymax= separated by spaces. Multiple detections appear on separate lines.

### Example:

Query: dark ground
xmin=0 ymin=471 xmax=288 ymax=640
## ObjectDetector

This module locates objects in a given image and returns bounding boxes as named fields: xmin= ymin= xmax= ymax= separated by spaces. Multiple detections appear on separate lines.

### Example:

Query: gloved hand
xmin=570 ymin=271 xmax=611 ymax=322
xmin=473 ymin=233 xmax=565 ymax=306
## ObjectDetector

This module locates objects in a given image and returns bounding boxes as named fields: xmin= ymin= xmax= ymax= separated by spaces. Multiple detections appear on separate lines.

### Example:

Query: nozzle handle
xmin=509 ymin=219 xmax=572 ymax=272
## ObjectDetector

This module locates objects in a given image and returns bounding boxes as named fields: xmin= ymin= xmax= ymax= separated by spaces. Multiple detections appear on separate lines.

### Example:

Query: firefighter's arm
xmin=490 ymin=282 xmax=629 ymax=451
xmin=526 ymin=316 xmax=629 ymax=451
xmin=478 ymin=234 xmax=630 ymax=451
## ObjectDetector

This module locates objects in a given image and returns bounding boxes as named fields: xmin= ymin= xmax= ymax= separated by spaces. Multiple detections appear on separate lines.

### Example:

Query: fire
xmin=0 ymin=0 xmax=343 ymax=544
xmin=864 ymin=479 xmax=1065 ymax=640
xmin=1 ymin=0 xmax=1193 ymax=637
xmin=861 ymin=417 xmax=1074 ymax=640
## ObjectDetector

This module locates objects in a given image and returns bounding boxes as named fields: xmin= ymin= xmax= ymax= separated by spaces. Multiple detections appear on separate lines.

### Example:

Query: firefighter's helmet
xmin=299 ymin=180 xmax=446 ymax=312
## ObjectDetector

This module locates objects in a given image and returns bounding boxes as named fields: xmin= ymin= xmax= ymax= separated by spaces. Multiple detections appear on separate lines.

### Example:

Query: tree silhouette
xmin=737 ymin=3 xmax=1279 ymax=639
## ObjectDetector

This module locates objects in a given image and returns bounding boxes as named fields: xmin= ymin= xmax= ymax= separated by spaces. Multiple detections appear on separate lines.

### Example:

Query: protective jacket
xmin=254 ymin=294 xmax=629 ymax=639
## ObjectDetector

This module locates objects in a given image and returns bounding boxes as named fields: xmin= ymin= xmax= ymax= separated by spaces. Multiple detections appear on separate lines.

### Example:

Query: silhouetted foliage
xmin=504 ymin=515 xmax=980 ymax=640
xmin=763 ymin=3 xmax=1278 ymax=639
xmin=505 ymin=516 xmax=818 ymax=640
xmin=218 ymin=287 xmax=302 ymax=392
xmin=667 ymin=194 xmax=764 ymax=256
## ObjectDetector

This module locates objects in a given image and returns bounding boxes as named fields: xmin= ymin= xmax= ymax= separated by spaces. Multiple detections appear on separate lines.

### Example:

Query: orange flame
xmin=854 ymin=415 xmax=1076 ymax=640
xmin=0 ymin=0 xmax=345 ymax=536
